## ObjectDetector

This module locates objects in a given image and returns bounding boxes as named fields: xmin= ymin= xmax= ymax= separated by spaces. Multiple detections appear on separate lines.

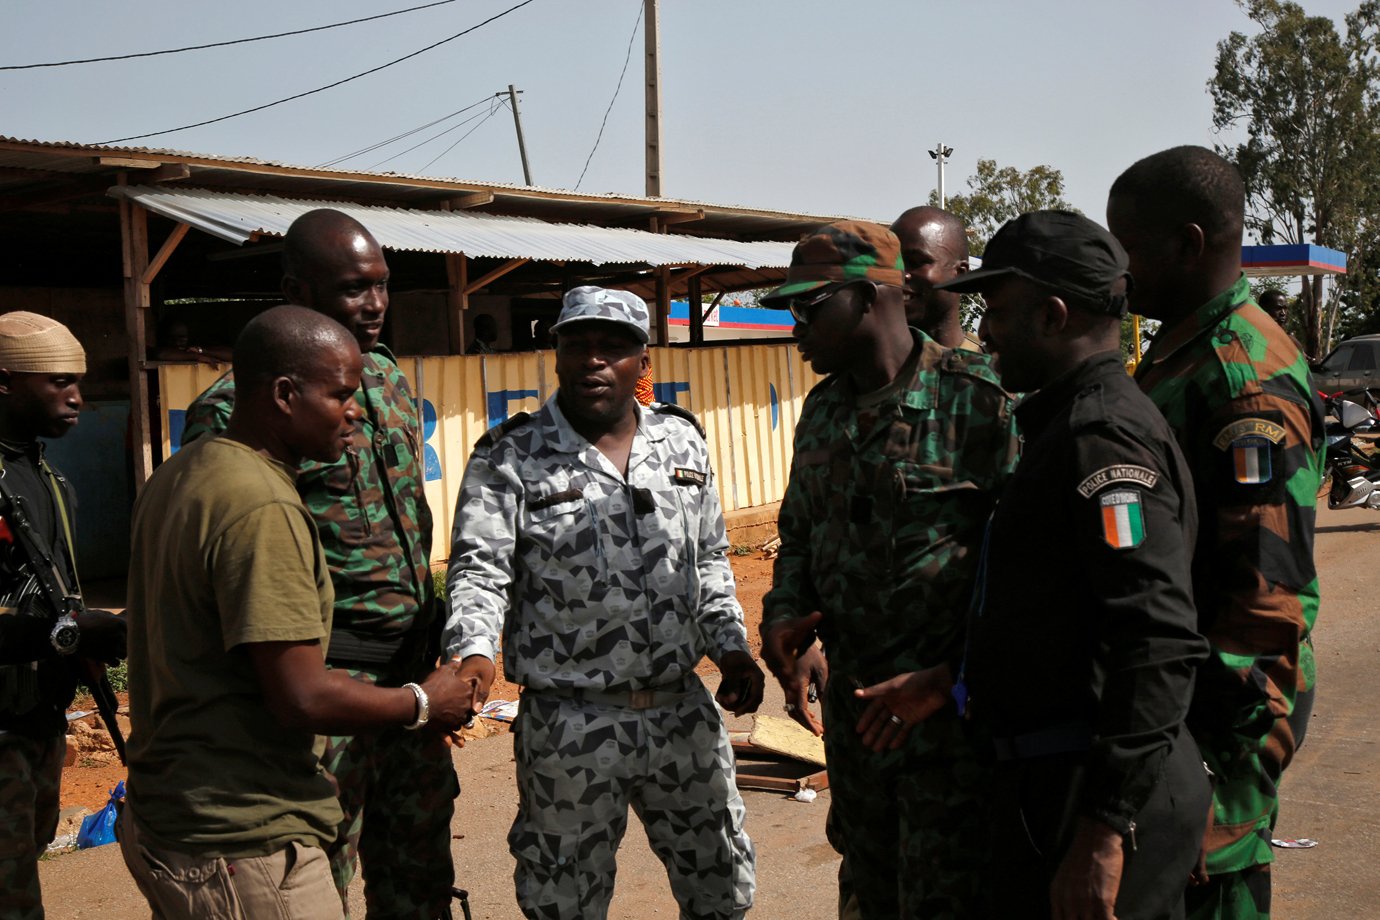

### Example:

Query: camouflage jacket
xmin=182 ymin=347 xmax=435 ymax=650
xmin=762 ymin=331 xmax=1020 ymax=681
xmin=1135 ymin=274 xmax=1324 ymax=873
xmin=444 ymin=397 xmax=749 ymax=692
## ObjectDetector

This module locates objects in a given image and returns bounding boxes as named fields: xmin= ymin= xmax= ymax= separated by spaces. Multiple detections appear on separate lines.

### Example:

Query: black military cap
xmin=934 ymin=210 xmax=1132 ymax=316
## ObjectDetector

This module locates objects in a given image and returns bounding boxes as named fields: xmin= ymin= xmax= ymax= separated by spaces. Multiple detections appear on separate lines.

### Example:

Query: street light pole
xmin=928 ymin=141 xmax=954 ymax=207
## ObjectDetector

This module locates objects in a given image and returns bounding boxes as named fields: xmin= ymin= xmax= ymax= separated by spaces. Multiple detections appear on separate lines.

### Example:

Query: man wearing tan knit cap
xmin=0 ymin=311 xmax=126 ymax=919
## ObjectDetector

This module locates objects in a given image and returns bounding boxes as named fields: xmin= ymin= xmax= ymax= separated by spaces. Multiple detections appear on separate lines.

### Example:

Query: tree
xmin=930 ymin=159 xmax=1077 ymax=256
xmin=1210 ymin=0 xmax=1380 ymax=357
xmin=930 ymin=159 xmax=1079 ymax=333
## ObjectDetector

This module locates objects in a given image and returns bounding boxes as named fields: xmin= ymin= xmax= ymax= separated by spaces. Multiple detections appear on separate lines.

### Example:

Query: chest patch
xmin=1076 ymin=464 xmax=1159 ymax=499
xmin=1099 ymin=490 xmax=1145 ymax=550
xmin=673 ymin=468 xmax=706 ymax=486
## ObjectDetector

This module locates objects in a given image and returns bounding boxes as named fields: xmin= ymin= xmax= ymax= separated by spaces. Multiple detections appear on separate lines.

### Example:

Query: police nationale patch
xmin=1212 ymin=418 xmax=1285 ymax=450
xmin=1099 ymin=490 xmax=1145 ymax=549
xmin=673 ymin=468 xmax=706 ymax=486
xmin=1076 ymin=464 xmax=1159 ymax=499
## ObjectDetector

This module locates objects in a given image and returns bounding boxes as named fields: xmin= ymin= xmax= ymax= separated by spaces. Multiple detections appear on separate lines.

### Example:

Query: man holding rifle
xmin=0 ymin=311 xmax=126 ymax=920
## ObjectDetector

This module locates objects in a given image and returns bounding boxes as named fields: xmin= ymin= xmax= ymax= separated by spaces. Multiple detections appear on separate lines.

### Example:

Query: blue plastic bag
xmin=76 ymin=780 xmax=124 ymax=850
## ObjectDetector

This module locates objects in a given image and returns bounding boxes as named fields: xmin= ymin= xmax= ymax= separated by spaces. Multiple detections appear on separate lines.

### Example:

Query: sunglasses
xmin=788 ymin=281 xmax=859 ymax=324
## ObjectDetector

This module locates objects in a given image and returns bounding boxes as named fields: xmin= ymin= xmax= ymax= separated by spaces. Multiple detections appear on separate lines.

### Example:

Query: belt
xmin=990 ymin=721 xmax=1092 ymax=761
xmin=533 ymin=680 xmax=695 ymax=711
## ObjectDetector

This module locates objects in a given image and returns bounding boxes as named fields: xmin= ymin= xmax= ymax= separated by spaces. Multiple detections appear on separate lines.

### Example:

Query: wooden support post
xmin=117 ymin=175 xmax=154 ymax=489
xmin=655 ymin=266 xmax=671 ymax=345
xmin=462 ymin=257 xmax=530 ymax=294
xmin=445 ymin=252 xmax=468 ymax=354
xmin=141 ymin=222 xmax=190 ymax=286
xmin=688 ymin=273 xmax=704 ymax=345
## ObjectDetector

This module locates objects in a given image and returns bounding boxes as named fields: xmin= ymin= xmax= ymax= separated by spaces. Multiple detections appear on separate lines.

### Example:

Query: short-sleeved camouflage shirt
xmin=181 ymin=346 xmax=434 ymax=642
xmin=444 ymin=397 xmax=749 ymax=691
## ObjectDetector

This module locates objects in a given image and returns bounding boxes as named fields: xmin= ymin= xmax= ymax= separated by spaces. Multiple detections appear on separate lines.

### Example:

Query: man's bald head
xmin=233 ymin=305 xmax=359 ymax=395
xmin=229 ymin=305 xmax=363 ymax=465
xmin=889 ymin=206 xmax=970 ymax=343
xmin=281 ymin=209 xmax=390 ymax=351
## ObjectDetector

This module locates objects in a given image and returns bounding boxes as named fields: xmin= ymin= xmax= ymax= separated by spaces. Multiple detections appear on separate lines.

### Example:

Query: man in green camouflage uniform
xmin=760 ymin=221 xmax=1019 ymax=919
xmin=1108 ymin=147 xmax=1325 ymax=920
xmin=182 ymin=210 xmax=456 ymax=920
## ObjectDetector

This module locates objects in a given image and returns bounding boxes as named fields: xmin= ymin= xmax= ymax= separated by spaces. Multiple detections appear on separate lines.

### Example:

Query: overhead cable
xmin=574 ymin=0 xmax=642 ymax=191
xmin=1 ymin=0 xmax=461 ymax=71
xmin=416 ymin=99 xmax=505 ymax=173
xmin=370 ymin=98 xmax=500 ymax=170
xmin=94 ymin=0 xmax=539 ymax=145
xmin=318 ymin=95 xmax=493 ymax=168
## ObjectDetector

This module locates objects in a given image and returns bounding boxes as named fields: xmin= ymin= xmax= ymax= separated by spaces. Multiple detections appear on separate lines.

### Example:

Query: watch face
xmin=51 ymin=623 xmax=79 ymax=654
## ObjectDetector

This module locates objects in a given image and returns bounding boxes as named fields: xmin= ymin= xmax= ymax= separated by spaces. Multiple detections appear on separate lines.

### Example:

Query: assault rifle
xmin=0 ymin=476 xmax=126 ymax=764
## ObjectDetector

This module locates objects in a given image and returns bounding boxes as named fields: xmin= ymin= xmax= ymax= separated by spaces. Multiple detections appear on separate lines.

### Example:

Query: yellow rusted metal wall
xmin=160 ymin=343 xmax=822 ymax=565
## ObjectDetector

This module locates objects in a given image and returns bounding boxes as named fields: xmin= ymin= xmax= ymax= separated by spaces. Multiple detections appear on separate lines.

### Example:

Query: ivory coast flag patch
xmin=1099 ymin=490 xmax=1145 ymax=549
xmin=1229 ymin=435 xmax=1272 ymax=484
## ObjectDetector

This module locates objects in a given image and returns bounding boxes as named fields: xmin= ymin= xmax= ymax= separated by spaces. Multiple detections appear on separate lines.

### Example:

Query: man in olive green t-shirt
xmin=121 ymin=307 xmax=483 ymax=920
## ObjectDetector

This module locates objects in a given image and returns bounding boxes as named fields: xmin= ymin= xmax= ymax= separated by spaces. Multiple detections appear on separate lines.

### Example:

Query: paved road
xmin=39 ymin=504 xmax=1378 ymax=918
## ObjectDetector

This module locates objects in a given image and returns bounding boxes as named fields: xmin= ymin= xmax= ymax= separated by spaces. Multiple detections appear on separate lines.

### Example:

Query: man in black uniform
xmin=937 ymin=212 xmax=1210 ymax=919
xmin=0 ymin=311 xmax=126 ymax=919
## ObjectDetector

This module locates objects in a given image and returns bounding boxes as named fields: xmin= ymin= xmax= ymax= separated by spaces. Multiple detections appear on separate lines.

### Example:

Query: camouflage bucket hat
xmin=552 ymin=285 xmax=651 ymax=344
xmin=761 ymin=220 xmax=906 ymax=308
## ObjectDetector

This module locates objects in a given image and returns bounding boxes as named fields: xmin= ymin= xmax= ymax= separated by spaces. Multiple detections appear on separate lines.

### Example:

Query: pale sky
xmin=0 ymin=0 xmax=1359 ymax=231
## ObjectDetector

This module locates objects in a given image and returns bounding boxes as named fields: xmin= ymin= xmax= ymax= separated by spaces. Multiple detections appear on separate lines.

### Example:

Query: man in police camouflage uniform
xmin=182 ymin=209 xmax=455 ymax=920
xmin=0 ymin=313 xmax=126 ymax=919
xmin=942 ymin=211 xmax=1210 ymax=919
xmin=445 ymin=285 xmax=764 ymax=920
xmin=1108 ymin=146 xmax=1325 ymax=919
xmin=759 ymin=221 xmax=1019 ymax=918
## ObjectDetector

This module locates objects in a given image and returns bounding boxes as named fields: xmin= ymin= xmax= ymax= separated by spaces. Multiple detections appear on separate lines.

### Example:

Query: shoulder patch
xmin=1098 ymin=489 xmax=1146 ymax=549
xmin=473 ymin=411 xmax=533 ymax=449
xmin=651 ymin=402 xmax=706 ymax=438
xmin=1077 ymin=464 xmax=1159 ymax=499
xmin=1212 ymin=417 xmax=1285 ymax=449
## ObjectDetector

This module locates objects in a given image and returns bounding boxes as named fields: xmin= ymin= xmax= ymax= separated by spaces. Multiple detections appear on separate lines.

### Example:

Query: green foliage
xmin=931 ymin=159 xmax=1079 ymax=332
xmin=1210 ymin=0 xmax=1380 ymax=356
xmin=432 ymin=568 xmax=449 ymax=602
xmin=930 ymin=159 xmax=1078 ymax=257
xmin=105 ymin=661 xmax=127 ymax=693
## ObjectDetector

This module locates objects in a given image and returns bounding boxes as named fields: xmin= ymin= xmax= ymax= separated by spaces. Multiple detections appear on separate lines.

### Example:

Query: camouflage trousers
xmin=509 ymin=682 xmax=755 ymax=920
xmin=0 ymin=732 xmax=64 ymax=920
xmin=322 ymin=666 xmax=460 ymax=920
xmin=823 ymin=678 xmax=989 ymax=920
xmin=1185 ymin=864 xmax=1271 ymax=920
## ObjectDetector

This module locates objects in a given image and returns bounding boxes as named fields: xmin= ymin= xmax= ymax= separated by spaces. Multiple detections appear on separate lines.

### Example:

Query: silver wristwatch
xmin=49 ymin=614 xmax=80 ymax=656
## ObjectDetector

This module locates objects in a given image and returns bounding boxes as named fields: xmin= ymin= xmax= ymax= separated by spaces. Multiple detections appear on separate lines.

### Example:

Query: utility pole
xmin=644 ymin=0 xmax=662 ymax=198
xmin=502 ymin=84 xmax=533 ymax=186
xmin=929 ymin=141 xmax=953 ymax=207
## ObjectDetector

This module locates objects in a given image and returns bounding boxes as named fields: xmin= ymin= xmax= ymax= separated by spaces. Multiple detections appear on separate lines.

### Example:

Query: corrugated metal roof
xmin=110 ymin=185 xmax=796 ymax=268
xmin=1 ymin=135 xmax=854 ymax=224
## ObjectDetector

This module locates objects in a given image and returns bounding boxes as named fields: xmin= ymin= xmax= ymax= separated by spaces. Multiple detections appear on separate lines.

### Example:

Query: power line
xmin=370 ymin=99 xmax=500 ymax=170
xmin=574 ymin=0 xmax=642 ymax=191
xmin=1 ymin=0 xmax=462 ymax=71
xmin=95 ymin=0 xmax=540 ymax=145
xmin=318 ymin=95 xmax=493 ymax=168
xmin=417 ymin=100 xmax=506 ymax=173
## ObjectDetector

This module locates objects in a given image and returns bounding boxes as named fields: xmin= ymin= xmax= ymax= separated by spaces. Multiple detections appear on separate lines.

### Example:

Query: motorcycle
xmin=1321 ymin=388 xmax=1380 ymax=510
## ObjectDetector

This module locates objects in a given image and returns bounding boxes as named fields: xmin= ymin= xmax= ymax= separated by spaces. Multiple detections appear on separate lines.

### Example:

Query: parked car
xmin=1313 ymin=335 xmax=1380 ymax=398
